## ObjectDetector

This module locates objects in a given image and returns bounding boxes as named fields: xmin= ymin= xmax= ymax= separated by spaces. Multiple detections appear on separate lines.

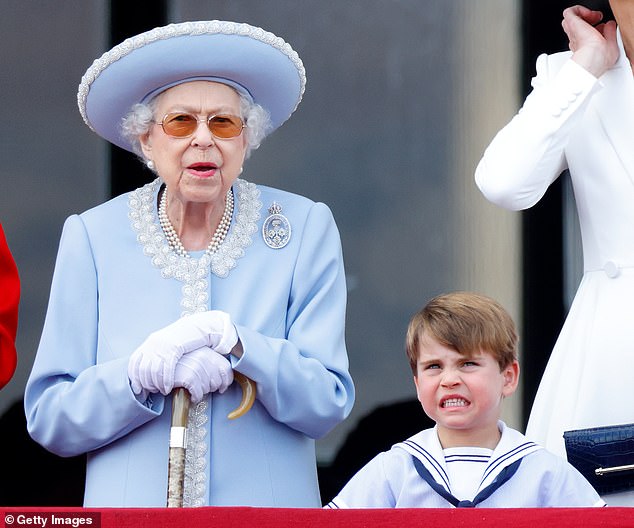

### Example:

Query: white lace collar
xmin=128 ymin=177 xmax=261 ymax=315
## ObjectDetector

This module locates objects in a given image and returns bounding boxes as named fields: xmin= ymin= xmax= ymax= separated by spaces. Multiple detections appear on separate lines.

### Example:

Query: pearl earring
xmin=146 ymin=160 xmax=155 ymax=171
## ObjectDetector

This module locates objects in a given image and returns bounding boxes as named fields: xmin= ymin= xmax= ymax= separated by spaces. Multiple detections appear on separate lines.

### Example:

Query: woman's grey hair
xmin=120 ymin=87 xmax=272 ymax=162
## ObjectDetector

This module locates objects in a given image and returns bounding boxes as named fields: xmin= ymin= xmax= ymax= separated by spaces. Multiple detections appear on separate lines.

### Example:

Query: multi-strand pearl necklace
xmin=158 ymin=186 xmax=234 ymax=258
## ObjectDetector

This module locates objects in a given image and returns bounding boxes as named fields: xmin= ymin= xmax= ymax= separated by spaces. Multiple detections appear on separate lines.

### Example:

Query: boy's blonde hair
xmin=406 ymin=291 xmax=518 ymax=374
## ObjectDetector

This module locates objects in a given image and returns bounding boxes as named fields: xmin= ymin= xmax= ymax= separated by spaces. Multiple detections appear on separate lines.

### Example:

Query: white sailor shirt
xmin=326 ymin=421 xmax=604 ymax=508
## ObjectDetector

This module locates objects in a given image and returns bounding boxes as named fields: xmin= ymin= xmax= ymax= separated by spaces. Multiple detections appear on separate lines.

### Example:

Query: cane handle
xmin=228 ymin=372 xmax=256 ymax=420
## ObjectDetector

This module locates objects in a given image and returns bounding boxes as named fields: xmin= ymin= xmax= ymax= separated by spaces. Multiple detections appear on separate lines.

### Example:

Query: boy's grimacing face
xmin=413 ymin=335 xmax=519 ymax=448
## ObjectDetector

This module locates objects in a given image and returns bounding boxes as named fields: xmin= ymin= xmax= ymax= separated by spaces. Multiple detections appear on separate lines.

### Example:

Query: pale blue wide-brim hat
xmin=77 ymin=20 xmax=306 ymax=153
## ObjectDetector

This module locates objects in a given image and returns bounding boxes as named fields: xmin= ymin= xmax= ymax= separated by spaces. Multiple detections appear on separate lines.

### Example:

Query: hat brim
xmin=78 ymin=21 xmax=306 ymax=152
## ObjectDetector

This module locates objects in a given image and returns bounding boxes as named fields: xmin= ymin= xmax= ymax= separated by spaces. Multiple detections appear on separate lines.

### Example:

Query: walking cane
xmin=167 ymin=386 xmax=190 ymax=508
xmin=166 ymin=373 xmax=256 ymax=507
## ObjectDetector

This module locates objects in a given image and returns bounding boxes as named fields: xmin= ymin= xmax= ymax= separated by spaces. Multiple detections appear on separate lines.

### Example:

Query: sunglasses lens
xmin=209 ymin=115 xmax=244 ymax=138
xmin=161 ymin=113 xmax=198 ymax=137
xmin=160 ymin=113 xmax=244 ymax=138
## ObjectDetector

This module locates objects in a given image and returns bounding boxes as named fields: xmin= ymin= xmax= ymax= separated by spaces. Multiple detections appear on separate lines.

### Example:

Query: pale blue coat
xmin=25 ymin=178 xmax=354 ymax=507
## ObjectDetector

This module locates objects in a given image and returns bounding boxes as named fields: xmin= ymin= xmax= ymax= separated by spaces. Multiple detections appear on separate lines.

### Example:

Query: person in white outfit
xmin=475 ymin=2 xmax=634 ymax=505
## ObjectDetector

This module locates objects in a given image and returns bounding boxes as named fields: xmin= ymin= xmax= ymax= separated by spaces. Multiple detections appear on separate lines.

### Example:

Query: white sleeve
xmin=475 ymin=55 xmax=600 ymax=211
xmin=325 ymin=452 xmax=399 ymax=508
xmin=543 ymin=454 xmax=606 ymax=507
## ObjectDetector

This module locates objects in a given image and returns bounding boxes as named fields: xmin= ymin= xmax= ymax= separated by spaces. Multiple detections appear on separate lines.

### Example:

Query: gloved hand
xmin=173 ymin=346 xmax=234 ymax=403
xmin=127 ymin=310 xmax=239 ymax=396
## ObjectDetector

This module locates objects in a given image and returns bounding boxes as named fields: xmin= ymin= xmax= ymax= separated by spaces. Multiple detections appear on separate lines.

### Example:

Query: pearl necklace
xmin=158 ymin=186 xmax=234 ymax=258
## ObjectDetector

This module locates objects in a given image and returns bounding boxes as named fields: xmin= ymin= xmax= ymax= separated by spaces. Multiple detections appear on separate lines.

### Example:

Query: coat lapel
xmin=592 ymin=29 xmax=634 ymax=182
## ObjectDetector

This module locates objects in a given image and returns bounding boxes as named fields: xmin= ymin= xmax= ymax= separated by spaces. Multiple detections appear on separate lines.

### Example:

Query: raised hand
xmin=562 ymin=5 xmax=619 ymax=77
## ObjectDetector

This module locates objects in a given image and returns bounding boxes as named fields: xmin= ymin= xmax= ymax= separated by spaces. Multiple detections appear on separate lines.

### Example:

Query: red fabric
xmin=1 ymin=507 xmax=632 ymax=528
xmin=0 ymin=223 xmax=19 ymax=389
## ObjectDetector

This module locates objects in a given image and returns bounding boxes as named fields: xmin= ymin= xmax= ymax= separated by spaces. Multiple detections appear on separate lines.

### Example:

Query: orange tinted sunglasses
xmin=156 ymin=112 xmax=245 ymax=139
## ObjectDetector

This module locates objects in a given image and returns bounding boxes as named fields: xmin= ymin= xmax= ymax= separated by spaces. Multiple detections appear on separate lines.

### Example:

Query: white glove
xmin=173 ymin=346 xmax=234 ymax=403
xmin=127 ymin=310 xmax=239 ymax=396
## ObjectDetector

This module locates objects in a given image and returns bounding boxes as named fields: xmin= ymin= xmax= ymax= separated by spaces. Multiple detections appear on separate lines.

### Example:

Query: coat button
xmin=604 ymin=261 xmax=620 ymax=278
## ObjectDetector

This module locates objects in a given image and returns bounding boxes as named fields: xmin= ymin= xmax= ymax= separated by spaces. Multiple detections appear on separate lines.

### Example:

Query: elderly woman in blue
xmin=25 ymin=21 xmax=354 ymax=508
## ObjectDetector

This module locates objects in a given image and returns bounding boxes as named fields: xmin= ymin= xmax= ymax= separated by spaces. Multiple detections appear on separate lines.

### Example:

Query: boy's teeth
xmin=443 ymin=398 xmax=467 ymax=407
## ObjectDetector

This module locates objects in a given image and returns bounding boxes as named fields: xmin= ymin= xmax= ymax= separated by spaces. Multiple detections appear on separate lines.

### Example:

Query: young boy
xmin=326 ymin=292 xmax=604 ymax=508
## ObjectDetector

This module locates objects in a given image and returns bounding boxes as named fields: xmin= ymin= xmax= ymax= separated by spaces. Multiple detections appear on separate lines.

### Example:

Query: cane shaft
xmin=166 ymin=374 xmax=255 ymax=506
xmin=167 ymin=387 xmax=191 ymax=507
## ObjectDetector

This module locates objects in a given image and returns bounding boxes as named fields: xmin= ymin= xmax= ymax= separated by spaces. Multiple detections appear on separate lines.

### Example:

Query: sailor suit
xmin=326 ymin=421 xmax=604 ymax=508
